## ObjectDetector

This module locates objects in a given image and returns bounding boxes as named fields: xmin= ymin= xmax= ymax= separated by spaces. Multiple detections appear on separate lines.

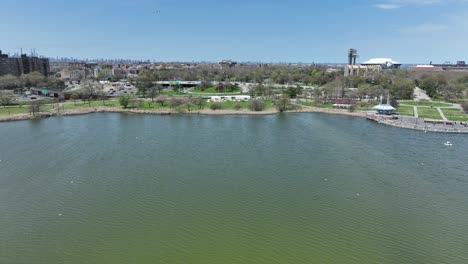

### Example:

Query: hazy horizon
xmin=2 ymin=0 xmax=468 ymax=64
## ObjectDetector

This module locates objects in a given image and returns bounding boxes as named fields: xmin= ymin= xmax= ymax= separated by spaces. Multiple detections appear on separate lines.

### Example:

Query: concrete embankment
xmin=0 ymin=106 xmax=370 ymax=123
xmin=4 ymin=107 xmax=466 ymax=134
xmin=367 ymin=116 xmax=468 ymax=134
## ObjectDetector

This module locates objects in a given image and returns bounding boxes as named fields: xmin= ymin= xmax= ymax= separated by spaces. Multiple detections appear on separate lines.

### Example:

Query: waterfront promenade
xmin=368 ymin=115 xmax=468 ymax=133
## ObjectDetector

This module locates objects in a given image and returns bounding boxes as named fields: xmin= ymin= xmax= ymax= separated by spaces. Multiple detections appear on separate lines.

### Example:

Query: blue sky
xmin=0 ymin=0 xmax=467 ymax=63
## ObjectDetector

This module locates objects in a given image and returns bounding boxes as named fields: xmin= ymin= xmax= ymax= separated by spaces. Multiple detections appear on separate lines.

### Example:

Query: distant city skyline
xmin=2 ymin=0 xmax=468 ymax=64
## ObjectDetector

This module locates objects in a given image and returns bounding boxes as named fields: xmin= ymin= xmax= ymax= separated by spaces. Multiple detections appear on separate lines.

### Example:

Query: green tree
xmin=275 ymin=95 xmax=291 ymax=112
xmin=0 ymin=90 xmax=17 ymax=108
xmin=253 ymin=71 xmax=264 ymax=84
xmin=46 ymin=76 xmax=65 ymax=90
xmin=193 ymin=96 xmax=206 ymax=109
xmin=119 ymin=95 xmax=131 ymax=108
xmin=0 ymin=74 xmax=21 ymax=90
xmin=210 ymin=102 xmax=222 ymax=110
xmin=419 ymin=74 xmax=447 ymax=98
xmin=21 ymin=72 xmax=45 ymax=88
xmin=390 ymin=79 xmax=414 ymax=99
xmin=248 ymin=98 xmax=266 ymax=111
xmin=286 ymin=85 xmax=303 ymax=98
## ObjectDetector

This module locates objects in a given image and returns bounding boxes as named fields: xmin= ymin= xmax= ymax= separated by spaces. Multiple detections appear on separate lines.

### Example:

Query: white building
xmin=361 ymin=58 xmax=402 ymax=69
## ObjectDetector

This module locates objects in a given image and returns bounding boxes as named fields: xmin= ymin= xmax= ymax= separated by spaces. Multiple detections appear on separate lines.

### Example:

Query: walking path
xmin=413 ymin=106 xmax=419 ymax=118
xmin=413 ymin=87 xmax=431 ymax=102
xmin=437 ymin=107 xmax=448 ymax=121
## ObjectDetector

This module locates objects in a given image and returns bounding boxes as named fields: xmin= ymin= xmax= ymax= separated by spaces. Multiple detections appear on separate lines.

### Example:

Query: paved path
xmin=437 ymin=107 xmax=448 ymax=121
xmin=413 ymin=106 xmax=419 ymax=118
xmin=413 ymin=87 xmax=431 ymax=102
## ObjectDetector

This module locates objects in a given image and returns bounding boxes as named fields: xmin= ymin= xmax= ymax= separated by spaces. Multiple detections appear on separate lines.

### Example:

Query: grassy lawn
xmin=400 ymin=101 xmax=452 ymax=107
xmin=442 ymin=109 xmax=468 ymax=122
xmin=0 ymin=105 xmax=54 ymax=116
xmin=2 ymin=98 xmax=276 ymax=116
xmin=418 ymin=108 xmax=443 ymax=120
xmin=63 ymin=100 xmax=119 ymax=110
xmin=191 ymin=85 xmax=242 ymax=94
xmin=160 ymin=90 xmax=186 ymax=96
xmin=397 ymin=106 xmax=414 ymax=116
xmin=0 ymin=107 xmax=29 ymax=116
xmin=205 ymin=100 xmax=273 ymax=110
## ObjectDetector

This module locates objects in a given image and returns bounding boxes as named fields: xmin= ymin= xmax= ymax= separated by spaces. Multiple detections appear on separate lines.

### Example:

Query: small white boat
xmin=444 ymin=141 xmax=453 ymax=146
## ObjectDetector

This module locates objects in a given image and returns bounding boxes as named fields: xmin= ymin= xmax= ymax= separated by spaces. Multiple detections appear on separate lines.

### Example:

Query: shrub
xmin=248 ymin=99 xmax=266 ymax=111
xmin=234 ymin=102 xmax=243 ymax=111
xmin=155 ymin=96 xmax=167 ymax=106
xmin=215 ymin=84 xmax=224 ymax=92
xmin=119 ymin=95 xmax=130 ymax=108
xmin=210 ymin=102 xmax=223 ymax=110
xmin=169 ymin=97 xmax=184 ymax=108
xmin=275 ymin=95 xmax=291 ymax=112
xmin=358 ymin=101 xmax=369 ymax=108
xmin=129 ymin=98 xmax=144 ymax=108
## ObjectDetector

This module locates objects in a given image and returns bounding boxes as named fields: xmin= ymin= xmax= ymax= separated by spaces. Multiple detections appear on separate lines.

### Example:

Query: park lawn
xmin=320 ymin=103 xmax=334 ymax=109
xmin=160 ymin=90 xmax=186 ymax=96
xmin=63 ymin=100 xmax=119 ymax=110
xmin=442 ymin=109 xmax=468 ymax=122
xmin=0 ymin=107 xmax=29 ymax=116
xmin=206 ymin=100 xmax=273 ymax=110
xmin=400 ymin=101 xmax=452 ymax=107
xmin=133 ymin=100 xmax=274 ymax=111
xmin=63 ymin=89 xmax=83 ymax=95
xmin=440 ymin=108 xmax=463 ymax=112
xmin=418 ymin=108 xmax=443 ymax=120
xmin=0 ymin=105 xmax=54 ymax=116
xmin=192 ymin=85 xmax=241 ymax=94
xmin=297 ymin=99 xmax=317 ymax=107
xmin=397 ymin=106 xmax=414 ymax=116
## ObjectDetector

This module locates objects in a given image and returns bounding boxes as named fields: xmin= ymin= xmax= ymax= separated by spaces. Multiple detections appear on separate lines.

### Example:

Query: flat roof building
xmin=361 ymin=58 xmax=401 ymax=69
xmin=0 ymin=50 xmax=50 ymax=76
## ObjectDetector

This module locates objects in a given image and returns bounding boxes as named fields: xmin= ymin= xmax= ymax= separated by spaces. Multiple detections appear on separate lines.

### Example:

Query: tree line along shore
xmin=1 ymin=64 xmax=468 ymax=124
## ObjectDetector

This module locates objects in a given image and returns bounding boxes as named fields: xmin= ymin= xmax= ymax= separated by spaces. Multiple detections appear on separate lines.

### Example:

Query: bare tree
xmin=28 ymin=100 xmax=42 ymax=117
xmin=81 ymin=81 xmax=103 ymax=106
xmin=70 ymin=93 xmax=80 ymax=105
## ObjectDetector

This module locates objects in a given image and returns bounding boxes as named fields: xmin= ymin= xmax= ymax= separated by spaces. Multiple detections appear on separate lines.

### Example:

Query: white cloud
xmin=373 ymin=0 xmax=451 ymax=9
xmin=401 ymin=23 xmax=448 ymax=33
xmin=373 ymin=3 xmax=402 ymax=9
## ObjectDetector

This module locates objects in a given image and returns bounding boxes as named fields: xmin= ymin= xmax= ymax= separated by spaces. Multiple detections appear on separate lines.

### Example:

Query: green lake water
xmin=1 ymin=113 xmax=468 ymax=263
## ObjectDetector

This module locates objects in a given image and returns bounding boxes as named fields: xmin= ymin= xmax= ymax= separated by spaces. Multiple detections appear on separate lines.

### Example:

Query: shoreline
xmin=1 ymin=106 xmax=467 ymax=134
xmin=0 ymin=106 xmax=366 ymax=123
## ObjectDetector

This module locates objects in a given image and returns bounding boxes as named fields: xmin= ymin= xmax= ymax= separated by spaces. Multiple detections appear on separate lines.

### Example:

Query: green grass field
xmin=0 ymin=105 xmax=54 ymax=116
xmin=418 ymin=108 xmax=443 ymax=120
xmin=442 ymin=109 xmax=468 ymax=122
xmin=397 ymin=106 xmax=414 ymax=116
xmin=400 ymin=101 xmax=452 ymax=107
xmin=1 ymin=98 xmax=276 ymax=117
xmin=64 ymin=100 xmax=119 ymax=110
xmin=191 ymin=85 xmax=242 ymax=94
xmin=0 ymin=107 xmax=29 ymax=116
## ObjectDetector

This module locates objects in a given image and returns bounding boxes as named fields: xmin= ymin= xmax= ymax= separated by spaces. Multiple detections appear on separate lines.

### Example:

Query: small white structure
xmin=372 ymin=104 xmax=396 ymax=115
xmin=208 ymin=95 xmax=251 ymax=102
xmin=362 ymin=58 xmax=402 ymax=69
